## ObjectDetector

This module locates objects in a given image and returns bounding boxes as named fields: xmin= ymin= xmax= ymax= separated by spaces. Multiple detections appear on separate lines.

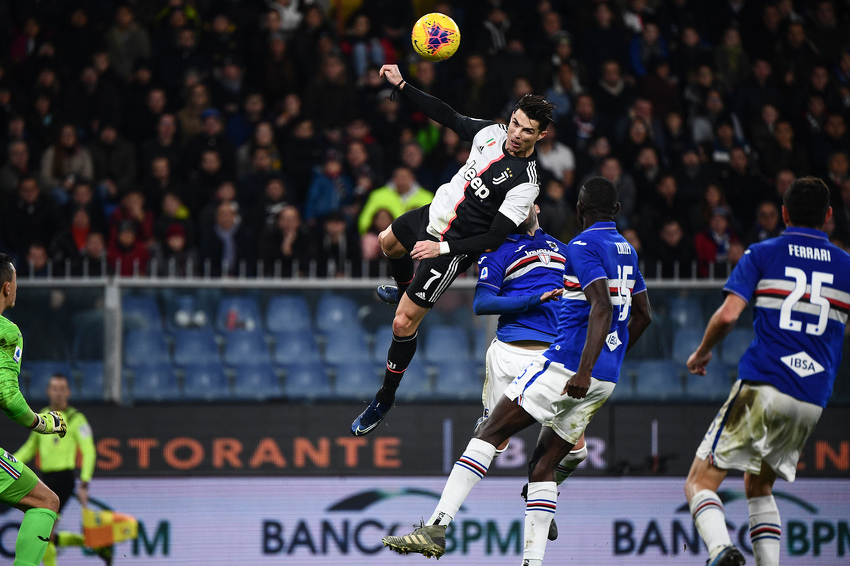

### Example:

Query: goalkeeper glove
xmin=31 ymin=411 xmax=67 ymax=438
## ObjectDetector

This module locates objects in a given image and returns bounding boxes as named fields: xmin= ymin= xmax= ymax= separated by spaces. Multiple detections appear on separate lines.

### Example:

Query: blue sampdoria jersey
xmin=476 ymin=229 xmax=567 ymax=342
xmin=545 ymin=221 xmax=646 ymax=382
xmin=724 ymin=227 xmax=850 ymax=407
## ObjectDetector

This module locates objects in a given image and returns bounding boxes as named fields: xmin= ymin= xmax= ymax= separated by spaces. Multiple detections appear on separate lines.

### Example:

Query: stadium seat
xmin=720 ymin=328 xmax=755 ymax=365
xmin=216 ymin=295 xmax=262 ymax=332
xmin=272 ymin=330 xmax=321 ymax=366
xmin=130 ymin=363 xmax=181 ymax=402
xmin=473 ymin=327 xmax=492 ymax=361
xmin=632 ymin=360 xmax=685 ymax=400
xmin=122 ymin=295 xmax=162 ymax=330
xmin=72 ymin=310 xmax=105 ymax=361
xmin=332 ymin=361 xmax=379 ymax=399
xmin=123 ymin=329 xmax=170 ymax=368
xmin=164 ymin=293 xmax=212 ymax=332
xmin=665 ymin=296 xmax=705 ymax=334
xmin=323 ymin=328 xmax=370 ymax=364
xmin=315 ymin=294 xmax=360 ymax=333
xmin=608 ymin=362 xmax=636 ymax=403
xmin=282 ymin=363 xmax=333 ymax=401
xmin=433 ymin=361 xmax=482 ymax=401
xmin=25 ymin=361 xmax=73 ymax=401
xmin=394 ymin=359 xmax=433 ymax=401
xmin=172 ymin=329 xmax=219 ymax=366
xmin=671 ymin=328 xmax=705 ymax=364
xmin=233 ymin=363 xmax=282 ymax=400
xmin=266 ymin=295 xmax=312 ymax=333
xmin=685 ymin=362 xmax=732 ymax=401
xmin=182 ymin=363 xmax=231 ymax=401
xmin=222 ymin=330 xmax=270 ymax=366
xmin=371 ymin=325 xmax=393 ymax=364
xmin=75 ymin=361 xmax=105 ymax=401
xmin=624 ymin=312 xmax=669 ymax=360
xmin=423 ymin=325 xmax=471 ymax=364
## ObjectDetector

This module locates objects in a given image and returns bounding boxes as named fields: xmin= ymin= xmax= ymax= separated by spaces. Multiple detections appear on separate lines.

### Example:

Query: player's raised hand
xmin=379 ymin=65 xmax=404 ymax=86
xmin=539 ymin=288 xmax=563 ymax=303
xmin=563 ymin=371 xmax=590 ymax=399
xmin=31 ymin=411 xmax=67 ymax=438
xmin=686 ymin=349 xmax=712 ymax=376
xmin=412 ymin=240 xmax=440 ymax=260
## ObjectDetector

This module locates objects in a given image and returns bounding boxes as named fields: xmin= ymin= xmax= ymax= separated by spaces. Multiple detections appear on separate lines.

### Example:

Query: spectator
xmin=580 ymin=2 xmax=628 ymax=83
xmin=302 ymin=54 xmax=357 ymax=132
xmin=732 ymin=58 xmax=782 ymax=125
xmin=150 ymin=223 xmax=200 ymax=277
xmin=64 ymin=181 xmax=107 ymax=235
xmin=637 ymin=172 xmax=688 ymax=245
xmin=109 ymin=190 xmax=154 ymax=250
xmin=140 ymin=113 xmax=182 ymax=178
xmin=176 ymin=83 xmax=211 ymax=143
xmin=315 ymin=211 xmax=363 ymax=277
xmin=0 ymin=140 xmax=30 ymax=197
xmin=261 ymin=32 xmax=298 ymax=102
xmin=810 ymin=114 xmax=850 ymax=175
xmin=643 ymin=218 xmax=696 ymax=279
xmin=714 ymin=27 xmax=750 ymax=91
xmin=357 ymin=166 xmax=432 ymax=235
xmin=186 ymin=149 xmax=229 ymax=215
xmin=593 ymin=60 xmax=635 ymax=123
xmin=695 ymin=206 xmax=741 ymax=278
xmin=142 ymin=156 xmax=182 ymax=210
xmin=153 ymin=191 xmax=194 ymax=247
xmin=628 ymin=22 xmax=668 ymax=78
xmin=50 ymin=206 xmax=93 ymax=271
xmin=259 ymin=205 xmax=312 ymax=277
xmin=212 ymin=55 xmax=248 ymax=117
xmin=250 ymin=177 xmax=290 ymax=234
xmin=184 ymin=108 xmax=236 ymax=179
xmin=759 ymin=119 xmax=809 ymax=178
xmin=545 ymin=62 xmax=581 ymax=125
xmin=64 ymin=66 xmax=122 ymax=136
xmin=22 ymin=242 xmax=50 ymax=278
xmin=535 ymin=123 xmax=575 ymax=190
xmin=236 ymin=120 xmax=280 ymax=178
xmin=105 ymin=5 xmax=151 ymax=80
xmin=71 ymin=232 xmax=109 ymax=277
xmin=690 ymin=182 xmax=733 ymax=236
xmin=360 ymin=207 xmax=393 ymax=276
xmin=200 ymin=200 xmax=253 ymax=277
xmin=399 ymin=141 xmax=436 ymax=193
xmin=304 ymin=150 xmax=355 ymax=225
xmin=690 ymin=89 xmax=744 ymax=145
xmin=108 ymin=219 xmax=151 ymax=276
xmin=720 ymin=147 xmax=771 ymax=230
xmin=238 ymin=146 xmax=279 ymax=209
xmin=670 ymin=26 xmax=714 ymax=84
xmin=158 ymin=27 xmax=210 ymax=94
xmin=638 ymin=59 xmax=680 ymax=124
xmin=451 ymin=53 xmax=502 ymax=122
xmin=39 ymin=124 xmax=94 ymax=205
xmin=200 ymin=13 xmax=243 ymax=68
xmin=632 ymin=146 xmax=662 ymax=201
xmin=228 ymin=92 xmax=267 ymax=149
xmin=749 ymin=102 xmax=781 ymax=157
xmin=744 ymin=200 xmax=783 ymax=247
xmin=1 ymin=175 xmax=59 ymax=260
xmin=563 ymin=93 xmax=609 ymax=155
xmin=536 ymin=178 xmax=575 ymax=243
xmin=340 ymin=11 xmax=389 ymax=80
xmin=90 ymin=123 xmax=137 ymax=206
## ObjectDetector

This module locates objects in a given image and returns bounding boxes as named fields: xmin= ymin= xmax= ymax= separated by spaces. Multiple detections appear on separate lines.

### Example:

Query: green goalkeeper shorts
xmin=0 ymin=446 xmax=38 ymax=505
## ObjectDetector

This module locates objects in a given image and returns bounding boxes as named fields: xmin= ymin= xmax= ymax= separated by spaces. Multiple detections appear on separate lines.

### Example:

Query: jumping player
xmin=473 ymin=203 xmax=585 ymax=542
xmin=685 ymin=176 xmax=850 ymax=566
xmin=382 ymin=177 xmax=652 ymax=564
xmin=0 ymin=252 xmax=68 ymax=566
xmin=352 ymin=64 xmax=554 ymax=435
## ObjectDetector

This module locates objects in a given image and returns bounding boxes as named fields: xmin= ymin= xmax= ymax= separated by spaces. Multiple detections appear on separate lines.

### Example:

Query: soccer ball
xmin=411 ymin=13 xmax=460 ymax=62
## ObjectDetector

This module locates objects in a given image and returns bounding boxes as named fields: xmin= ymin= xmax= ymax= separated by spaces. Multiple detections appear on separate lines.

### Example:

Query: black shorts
xmin=391 ymin=205 xmax=474 ymax=308
xmin=42 ymin=469 xmax=76 ymax=512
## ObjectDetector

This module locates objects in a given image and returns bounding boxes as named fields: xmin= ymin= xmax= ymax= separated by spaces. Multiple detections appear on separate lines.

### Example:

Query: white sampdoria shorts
xmin=483 ymin=339 xmax=548 ymax=414
xmin=503 ymin=357 xmax=615 ymax=445
xmin=696 ymin=380 xmax=822 ymax=482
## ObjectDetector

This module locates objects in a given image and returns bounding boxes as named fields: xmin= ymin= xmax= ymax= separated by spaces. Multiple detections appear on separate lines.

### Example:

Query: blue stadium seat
xmin=323 ymin=328 xmax=370 ymax=364
xmin=282 ymin=363 xmax=333 ymax=401
xmin=72 ymin=310 xmax=105 ymax=362
xmin=75 ymin=361 xmax=104 ymax=401
xmin=671 ymin=328 xmax=705 ymax=364
xmin=423 ymin=325 xmax=471 ymax=364
xmin=433 ymin=361 xmax=482 ymax=401
xmin=233 ymin=363 xmax=282 ymax=400
xmin=371 ymin=325 xmax=393 ymax=364
xmin=216 ymin=295 xmax=262 ymax=332
xmin=266 ymin=295 xmax=312 ymax=333
xmin=272 ymin=330 xmax=321 ymax=366
xmin=473 ymin=327 xmax=492 ymax=361
xmin=182 ymin=363 xmax=230 ymax=401
xmin=666 ymin=296 xmax=705 ymax=334
xmin=26 ymin=361 xmax=73 ymax=401
xmin=332 ymin=361 xmax=379 ymax=399
xmin=685 ymin=362 xmax=732 ymax=401
xmin=172 ymin=329 xmax=219 ymax=366
xmin=122 ymin=295 xmax=162 ymax=330
xmin=164 ymin=293 xmax=212 ymax=332
xmin=222 ymin=330 xmax=270 ymax=366
xmin=633 ymin=360 xmax=685 ymax=400
xmin=123 ymin=329 xmax=170 ymax=368
xmin=625 ymin=312 xmax=669 ymax=360
xmin=608 ymin=362 xmax=635 ymax=403
xmin=130 ymin=363 xmax=181 ymax=402
xmin=720 ymin=328 xmax=755 ymax=365
xmin=315 ymin=294 xmax=360 ymax=333
xmin=394 ymin=359 xmax=433 ymax=401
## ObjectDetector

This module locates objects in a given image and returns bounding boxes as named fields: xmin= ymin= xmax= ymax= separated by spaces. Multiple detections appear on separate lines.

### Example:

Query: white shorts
xmin=483 ymin=339 xmax=548 ymax=414
xmin=503 ymin=357 xmax=615 ymax=445
xmin=696 ymin=380 xmax=823 ymax=482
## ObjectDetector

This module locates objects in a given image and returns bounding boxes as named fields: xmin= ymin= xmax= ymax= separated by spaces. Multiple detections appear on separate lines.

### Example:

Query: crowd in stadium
xmin=2 ymin=0 xmax=850 ymax=279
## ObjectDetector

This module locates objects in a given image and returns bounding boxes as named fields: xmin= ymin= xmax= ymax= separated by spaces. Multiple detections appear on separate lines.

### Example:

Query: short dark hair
xmin=515 ymin=94 xmax=556 ymax=132
xmin=580 ymin=176 xmax=618 ymax=215
xmin=0 ymin=252 xmax=13 ymax=285
xmin=49 ymin=373 xmax=70 ymax=385
xmin=784 ymin=176 xmax=830 ymax=228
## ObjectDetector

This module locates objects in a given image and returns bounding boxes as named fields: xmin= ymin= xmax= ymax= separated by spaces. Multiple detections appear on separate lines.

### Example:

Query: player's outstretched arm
xmin=473 ymin=285 xmax=562 ymax=315
xmin=625 ymin=290 xmax=652 ymax=352
xmin=412 ymin=213 xmax=518 ymax=260
xmin=686 ymin=294 xmax=747 ymax=375
xmin=0 ymin=362 xmax=66 ymax=438
xmin=379 ymin=64 xmax=492 ymax=141
xmin=564 ymin=279 xmax=613 ymax=399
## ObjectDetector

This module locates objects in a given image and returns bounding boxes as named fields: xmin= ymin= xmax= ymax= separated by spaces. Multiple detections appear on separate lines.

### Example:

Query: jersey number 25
xmin=779 ymin=267 xmax=833 ymax=336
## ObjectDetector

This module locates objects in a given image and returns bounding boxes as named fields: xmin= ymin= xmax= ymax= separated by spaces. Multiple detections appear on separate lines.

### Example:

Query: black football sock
xmin=386 ymin=254 xmax=414 ymax=294
xmin=375 ymin=331 xmax=418 ymax=404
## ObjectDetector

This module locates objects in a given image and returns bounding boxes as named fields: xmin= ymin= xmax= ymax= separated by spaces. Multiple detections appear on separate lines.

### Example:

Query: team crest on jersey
xmin=546 ymin=241 xmax=559 ymax=251
xmin=537 ymin=250 xmax=551 ymax=265
xmin=13 ymin=345 xmax=21 ymax=364
xmin=492 ymin=168 xmax=513 ymax=185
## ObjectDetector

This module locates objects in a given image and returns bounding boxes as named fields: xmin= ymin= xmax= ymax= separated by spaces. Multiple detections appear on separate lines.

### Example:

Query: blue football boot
xmin=350 ymin=398 xmax=393 ymax=436
xmin=376 ymin=284 xmax=400 ymax=305
xmin=707 ymin=545 xmax=746 ymax=566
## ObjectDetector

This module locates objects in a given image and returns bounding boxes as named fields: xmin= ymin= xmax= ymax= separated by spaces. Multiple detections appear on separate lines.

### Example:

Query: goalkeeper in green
xmin=15 ymin=373 xmax=110 ymax=565
xmin=0 ymin=252 xmax=67 ymax=566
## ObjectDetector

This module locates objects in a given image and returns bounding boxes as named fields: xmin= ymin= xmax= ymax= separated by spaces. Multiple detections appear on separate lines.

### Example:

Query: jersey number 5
xmin=779 ymin=267 xmax=833 ymax=336
xmin=616 ymin=265 xmax=633 ymax=321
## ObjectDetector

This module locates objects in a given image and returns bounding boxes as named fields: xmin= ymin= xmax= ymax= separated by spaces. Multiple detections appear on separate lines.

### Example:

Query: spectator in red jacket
xmin=695 ymin=206 xmax=743 ymax=278
xmin=108 ymin=219 xmax=150 ymax=276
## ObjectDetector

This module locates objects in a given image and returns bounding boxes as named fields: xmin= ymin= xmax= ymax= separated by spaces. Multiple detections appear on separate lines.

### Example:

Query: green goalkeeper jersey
xmin=0 ymin=314 xmax=34 ymax=427
xmin=15 ymin=405 xmax=96 ymax=482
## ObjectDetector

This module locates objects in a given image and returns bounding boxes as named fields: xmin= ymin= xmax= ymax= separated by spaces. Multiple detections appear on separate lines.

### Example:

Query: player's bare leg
xmin=744 ymin=461 xmax=780 ymax=566
xmin=685 ymin=456 xmax=745 ymax=565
